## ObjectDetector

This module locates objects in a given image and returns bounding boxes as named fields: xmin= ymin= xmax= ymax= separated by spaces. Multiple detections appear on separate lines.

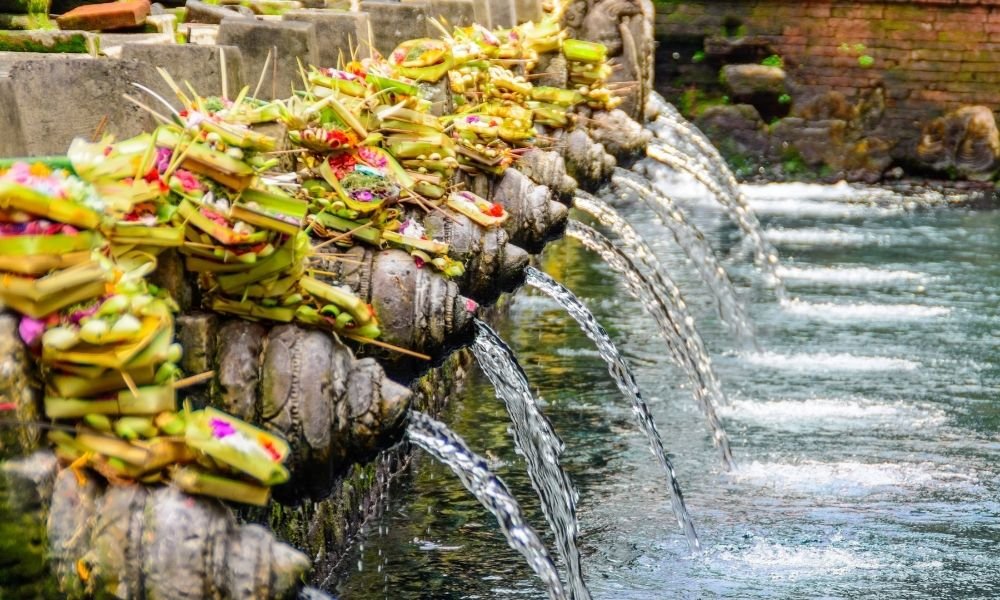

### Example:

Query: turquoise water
xmin=337 ymin=181 xmax=1000 ymax=599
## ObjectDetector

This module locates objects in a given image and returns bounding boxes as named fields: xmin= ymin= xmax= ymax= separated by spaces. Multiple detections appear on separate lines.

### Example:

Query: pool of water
xmin=336 ymin=178 xmax=1000 ymax=599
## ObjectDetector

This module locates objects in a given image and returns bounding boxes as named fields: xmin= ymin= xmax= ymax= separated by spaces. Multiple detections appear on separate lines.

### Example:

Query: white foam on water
xmin=764 ymin=227 xmax=878 ymax=247
xmin=554 ymin=347 xmax=604 ymax=358
xmin=776 ymin=266 xmax=927 ymax=286
xmin=744 ymin=197 xmax=900 ymax=218
xmin=742 ymin=351 xmax=919 ymax=372
xmin=731 ymin=460 xmax=979 ymax=497
xmin=780 ymin=298 xmax=951 ymax=320
xmin=713 ymin=539 xmax=881 ymax=577
xmin=718 ymin=398 xmax=945 ymax=430
xmin=740 ymin=181 xmax=891 ymax=202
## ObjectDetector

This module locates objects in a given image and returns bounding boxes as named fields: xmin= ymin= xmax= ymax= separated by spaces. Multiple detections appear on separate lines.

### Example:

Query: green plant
xmin=692 ymin=50 xmax=706 ymax=63
xmin=858 ymin=55 xmax=875 ymax=68
xmin=778 ymin=93 xmax=792 ymax=105
xmin=761 ymin=54 xmax=784 ymax=68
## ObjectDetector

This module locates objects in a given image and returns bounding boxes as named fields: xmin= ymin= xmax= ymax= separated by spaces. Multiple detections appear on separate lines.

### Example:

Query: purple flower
xmin=352 ymin=190 xmax=374 ymax=202
xmin=155 ymin=147 xmax=173 ymax=174
xmin=209 ymin=417 xmax=237 ymax=439
xmin=18 ymin=317 xmax=45 ymax=348
xmin=465 ymin=115 xmax=480 ymax=123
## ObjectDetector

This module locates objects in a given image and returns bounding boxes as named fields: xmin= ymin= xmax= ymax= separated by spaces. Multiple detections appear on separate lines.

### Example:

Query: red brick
xmin=56 ymin=0 xmax=150 ymax=31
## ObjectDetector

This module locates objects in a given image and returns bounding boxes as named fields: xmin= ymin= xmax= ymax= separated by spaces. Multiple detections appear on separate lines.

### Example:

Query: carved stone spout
xmin=422 ymin=211 xmax=530 ymax=301
xmin=40 ymin=463 xmax=310 ymax=599
xmin=207 ymin=319 xmax=412 ymax=492
xmin=312 ymin=247 xmax=477 ymax=354
xmin=492 ymin=168 xmax=569 ymax=251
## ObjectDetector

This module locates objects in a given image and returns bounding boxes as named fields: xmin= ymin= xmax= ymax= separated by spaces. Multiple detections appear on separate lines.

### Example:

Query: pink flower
xmin=18 ymin=317 xmax=45 ymax=348
xmin=155 ymin=147 xmax=173 ymax=174
xmin=174 ymin=169 xmax=202 ymax=192
xmin=209 ymin=418 xmax=237 ymax=439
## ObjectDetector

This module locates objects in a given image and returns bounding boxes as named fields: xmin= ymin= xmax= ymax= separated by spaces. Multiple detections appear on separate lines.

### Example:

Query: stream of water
xmin=338 ymin=178 xmax=1000 ymax=599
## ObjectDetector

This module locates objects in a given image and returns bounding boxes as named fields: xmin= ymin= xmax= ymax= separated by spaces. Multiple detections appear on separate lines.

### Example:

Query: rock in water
xmin=918 ymin=105 xmax=1000 ymax=180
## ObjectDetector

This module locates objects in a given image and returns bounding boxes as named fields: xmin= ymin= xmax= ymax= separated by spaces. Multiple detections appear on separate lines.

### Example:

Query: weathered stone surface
xmin=56 ymin=0 xmax=150 ymax=31
xmin=793 ymin=90 xmax=857 ymax=123
xmin=770 ymin=117 xmax=848 ymax=168
xmin=694 ymin=104 xmax=769 ymax=160
xmin=175 ymin=312 xmax=218 ymax=407
xmin=512 ymin=0 xmax=539 ymax=23
xmin=721 ymin=64 xmax=787 ymax=120
xmin=282 ymin=9 xmax=370 ymax=63
xmin=2 ymin=58 xmax=167 ymax=154
xmin=217 ymin=17 xmax=319 ymax=100
xmin=359 ymin=0 xmax=428 ymax=56
xmin=493 ymin=168 xmax=568 ymax=250
xmin=562 ymin=128 xmax=616 ymax=191
xmin=0 ymin=313 xmax=40 ymax=457
xmin=486 ymin=0 xmax=513 ymax=27
xmin=1 ymin=451 xmax=56 ymax=510
xmin=406 ymin=0 xmax=475 ymax=27
xmin=917 ymin=105 xmax=1000 ymax=180
xmin=516 ymin=148 xmax=577 ymax=199
xmin=844 ymin=136 xmax=894 ymax=183
xmin=422 ymin=210 xmax=529 ymax=300
xmin=588 ymin=108 xmax=652 ymax=159
xmin=46 ymin=470 xmax=310 ymax=599
xmin=186 ymin=0 xmax=254 ymax=24
xmin=121 ymin=43 xmax=245 ymax=101
xmin=0 ymin=29 xmax=98 ymax=54
xmin=216 ymin=319 xmax=268 ymax=422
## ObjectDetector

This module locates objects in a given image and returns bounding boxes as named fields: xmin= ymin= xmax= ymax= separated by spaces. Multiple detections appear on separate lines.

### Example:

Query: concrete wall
xmin=654 ymin=0 xmax=1000 ymax=161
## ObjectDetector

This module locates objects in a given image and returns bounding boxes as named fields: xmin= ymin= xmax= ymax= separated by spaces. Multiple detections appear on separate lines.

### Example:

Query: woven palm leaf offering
xmin=562 ymin=38 xmax=622 ymax=111
xmin=0 ymin=159 xmax=293 ymax=506
xmin=284 ymin=61 xmax=465 ymax=280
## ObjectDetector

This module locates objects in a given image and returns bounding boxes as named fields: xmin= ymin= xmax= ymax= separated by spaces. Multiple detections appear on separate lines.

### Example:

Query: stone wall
xmin=654 ymin=0 xmax=1000 ymax=180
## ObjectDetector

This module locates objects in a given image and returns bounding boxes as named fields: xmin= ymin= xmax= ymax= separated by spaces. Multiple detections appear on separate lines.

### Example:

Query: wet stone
xmin=185 ymin=0 xmax=254 ymax=24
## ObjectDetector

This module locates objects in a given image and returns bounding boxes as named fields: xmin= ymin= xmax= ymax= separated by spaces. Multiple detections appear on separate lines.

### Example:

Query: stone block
xmin=3 ymin=57 xmax=159 ymax=155
xmin=0 ymin=29 xmax=99 ymax=54
xmin=217 ymin=17 xmax=318 ymax=99
xmin=100 ymin=32 xmax=174 ymax=57
xmin=0 ymin=76 xmax=27 ymax=157
xmin=721 ymin=64 xmax=787 ymax=96
xmin=487 ymin=0 xmax=512 ymax=27
xmin=469 ymin=0 xmax=488 ymax=26
xmin=56 ymin=0 xmax=150 ymax=31
xmin=282 ymin=9 xmax=370 ymax=63
xmin=144 ymin=12 xmax=176 ymax=33
xmin=512 ymin=0 xmax=539 ymax=24
xmin=121 ymin=42 xmax=244 ymax=100
xmin=181 ymin=22 xmax=219 ymax=44
xmin=185 ymin=0 xmax=253 ymax=24
xmin=409 ymin=0 xmax=475 ymax=27
xmin=359 ymin=0 xmax=429 ymax=56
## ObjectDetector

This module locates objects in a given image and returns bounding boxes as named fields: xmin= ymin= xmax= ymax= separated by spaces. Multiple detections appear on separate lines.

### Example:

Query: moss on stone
xmin=0 ymin=30 xmax=97 ymax=54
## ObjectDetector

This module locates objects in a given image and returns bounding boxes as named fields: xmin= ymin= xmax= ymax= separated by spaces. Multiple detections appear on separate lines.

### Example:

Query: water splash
xmin=472 ymin=320 xmax=592 ymax=600
xmin=406 ymin=411 xmax=567 ymax=600
xmin=741 ymin=351 xmax=919 ymax=372
xmin=600 ymin=169 xmax=756 ymax=347
xmin=524 ymin=266 xmax=701 ymax=551
xmin=763 ymin=228 xmax=880 ymax=248
xmin=643 ymin=93 xmax=787 ymax=299
xmin=564 ymin=220 xmax=735 ymax=470
xmin=643 ymin=146 xmax=788 ymax=300
xmin=780 ymin=298 xmax=951 ymax=321
xmin=776 ymin=266 xmax=926 ymax=286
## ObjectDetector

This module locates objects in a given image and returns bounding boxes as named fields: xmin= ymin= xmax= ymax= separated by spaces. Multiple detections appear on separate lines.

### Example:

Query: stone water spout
xmin=421 ymin=211 xmax=530 ymax=302
xmin=492 ymin=168 xmax=569 ymax=251
xmin=311 ymin=247 xmax=477 ymax=355
xmin=2 ymin=454 xmax=311 ymax=600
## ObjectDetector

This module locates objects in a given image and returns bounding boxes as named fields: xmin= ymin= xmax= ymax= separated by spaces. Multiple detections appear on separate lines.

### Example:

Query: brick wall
xmin=654 ymin=0 xmax=1000 ymax=160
